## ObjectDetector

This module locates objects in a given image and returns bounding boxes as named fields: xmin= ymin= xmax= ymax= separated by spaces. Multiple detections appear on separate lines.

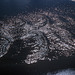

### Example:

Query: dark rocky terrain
xmin=0 ymin=0 xmax=75 ymax=75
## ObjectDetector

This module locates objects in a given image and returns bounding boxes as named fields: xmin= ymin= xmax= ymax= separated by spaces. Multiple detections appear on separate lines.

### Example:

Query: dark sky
xmin=0 ymin=0 xmax=74 ymax=19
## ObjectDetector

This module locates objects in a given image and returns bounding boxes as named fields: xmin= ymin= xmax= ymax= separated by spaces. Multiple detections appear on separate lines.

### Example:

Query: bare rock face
xmin=22 ymin=31 xmax=49 ymax=64
xmin=0 ymin=9 xmax=75 ymax=64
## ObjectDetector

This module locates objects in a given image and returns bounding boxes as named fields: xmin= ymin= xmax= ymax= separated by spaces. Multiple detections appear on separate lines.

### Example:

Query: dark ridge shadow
xmin=0 ymin=39 xmax=32 ymax=64
xmin=0 ymin=55 xmax=75 ymax=75
xmin=61 ymin=25 xmax=75 ymax=39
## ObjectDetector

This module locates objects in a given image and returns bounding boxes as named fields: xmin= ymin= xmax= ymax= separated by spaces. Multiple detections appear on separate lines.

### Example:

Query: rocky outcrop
xmin=0 ymin=9 xmax=75 ymax=64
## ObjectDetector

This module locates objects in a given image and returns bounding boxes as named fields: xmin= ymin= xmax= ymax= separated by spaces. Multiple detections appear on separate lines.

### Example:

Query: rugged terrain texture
xmin=0 ymin=7 xmax=75 ymax=64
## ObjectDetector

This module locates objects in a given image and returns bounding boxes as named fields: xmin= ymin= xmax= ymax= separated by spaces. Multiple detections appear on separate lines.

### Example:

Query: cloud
xmin=46 ymin=69 xmax=75 ymax=75
xmin=71 ymin=0 xmax=75 ymax=1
